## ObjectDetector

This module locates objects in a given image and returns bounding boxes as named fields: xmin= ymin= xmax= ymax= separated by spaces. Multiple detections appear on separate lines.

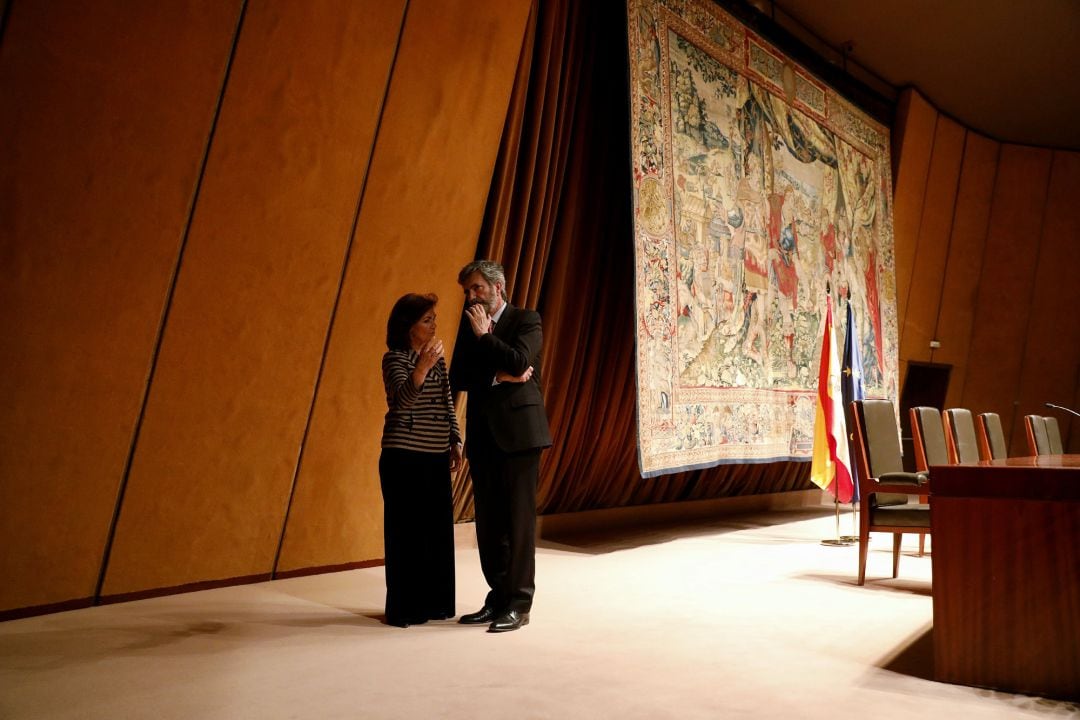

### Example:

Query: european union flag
xmin=841 ymin=299 xmax=865 ymax=502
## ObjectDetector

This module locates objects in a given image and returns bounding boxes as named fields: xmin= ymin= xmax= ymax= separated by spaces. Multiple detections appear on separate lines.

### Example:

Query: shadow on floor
xmin=794 ymin=572 xmax=932 ymax=596
xmin=880 ymin=624 xmax=934 ymax=681
xmin=537 ymin=506 xmax=835 ymax=555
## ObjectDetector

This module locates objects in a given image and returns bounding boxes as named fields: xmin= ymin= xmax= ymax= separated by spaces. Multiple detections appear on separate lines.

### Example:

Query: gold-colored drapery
xmin=453 ymin=0 xmax=811 ymax=521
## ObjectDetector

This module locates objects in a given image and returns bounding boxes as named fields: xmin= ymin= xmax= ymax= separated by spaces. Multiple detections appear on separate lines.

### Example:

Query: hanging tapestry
xmin=628 ymin=0 xmax=898 ymax=477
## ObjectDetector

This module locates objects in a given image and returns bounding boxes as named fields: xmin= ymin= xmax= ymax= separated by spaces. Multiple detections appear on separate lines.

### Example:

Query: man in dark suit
xmin=450 ymin=260 xmax=551 ymax=633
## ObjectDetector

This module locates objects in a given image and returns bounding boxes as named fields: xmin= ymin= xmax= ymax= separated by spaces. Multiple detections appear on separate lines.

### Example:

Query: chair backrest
xmin=976 ymin=412 xmax=1007 ymax=460
xmin=859 ymin=400 xmax=904 ymax=476
xmin=944 ymin=408 xmax=980 ymax=463
xmin=851 ymin=399 xmax=909 ymax=508
xmin=910 ymin=406 xmax=948 ymax=471
xmin=1044 ymin=416 xmax=1064 ymax=455
xmin=1025 ymin=415 xmax=1050 ymax=455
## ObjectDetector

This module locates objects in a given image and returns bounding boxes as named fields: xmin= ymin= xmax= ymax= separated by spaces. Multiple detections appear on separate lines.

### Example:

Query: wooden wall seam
xmin=931 ymin=129 xmax=969 ymax=346
xmin=960 ymin=144 xmax=1053 ymax=454
xmin=272 ymin=0 xmax=534 ymax=574
xmin=1014 ymin=149 xmax=1080 ymax=452
xmin=951 ymin=139 xmax=1001 ymax=407
xmin=901 ymin=112 xmax=941 ymax=353
xmin=904 ymin=115 xmax=966 ymax=367
xmin=92 ymin=0 xmax=251 ymax=604
xmin=1013 ymin=149 xmax=1056 ymax=411
xmin=269 ymin=0 xmax=411 ymax=579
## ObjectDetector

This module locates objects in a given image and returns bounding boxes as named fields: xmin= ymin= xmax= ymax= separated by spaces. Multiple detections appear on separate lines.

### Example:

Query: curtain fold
xmin=454 ymin=0 xmax=812 ymax=522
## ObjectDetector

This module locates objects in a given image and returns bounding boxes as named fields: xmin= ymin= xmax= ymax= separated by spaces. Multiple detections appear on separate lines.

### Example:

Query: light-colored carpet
xmin=1 ymin=506 xmax=1075 ymax=719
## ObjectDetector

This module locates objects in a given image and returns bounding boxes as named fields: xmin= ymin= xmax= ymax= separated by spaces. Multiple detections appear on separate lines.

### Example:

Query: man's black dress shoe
xmin=488 ymin=610 xmax=529 ymax=633
xmin=458 ymin=606 xmax=497 ymax=625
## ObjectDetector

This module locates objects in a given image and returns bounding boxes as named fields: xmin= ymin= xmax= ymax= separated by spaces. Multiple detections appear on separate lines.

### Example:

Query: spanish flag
xmin=810 ymin=295 xmax=854 ymax=503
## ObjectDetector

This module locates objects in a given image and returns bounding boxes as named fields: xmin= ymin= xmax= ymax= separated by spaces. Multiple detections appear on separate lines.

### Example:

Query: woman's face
xmin=409 ymin=307 xmax=436 ymax=349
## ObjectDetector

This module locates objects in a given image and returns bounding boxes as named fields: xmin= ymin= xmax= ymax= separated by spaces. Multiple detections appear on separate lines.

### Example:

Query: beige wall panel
xmin=1013 ymin=150 xmax=1080 ymax=452
xmin=933 ymin=132 xmax=999 ymax=412
xmin=102 ymin=0 xmax=407 ymax=595
xmin=960 ymin=145 xmax=1052 ymax=453
xmin=891 ymin=89 xmax=938 ymax=335
xmin=277 ymin=0 xmax=532 ymax=572
xmin=0 ymin=1 xmax=240 ymax=611
xmin=899 ymin=116 xmax=965 ymax=364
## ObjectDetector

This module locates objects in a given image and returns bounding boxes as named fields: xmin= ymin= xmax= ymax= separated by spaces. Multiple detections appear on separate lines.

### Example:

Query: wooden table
xmin=930 ymin=455 xmax=1080 ymax=699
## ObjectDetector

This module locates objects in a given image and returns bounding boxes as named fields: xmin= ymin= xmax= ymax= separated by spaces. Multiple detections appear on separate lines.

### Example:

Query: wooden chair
xmin=909 ymin=406 xmax=947 ymax=556
xmin=850 ymin=399 xmax=930 ymax=585
xmin=1024 ymin=415 xmax=1051 ymax=456
xmin=975 ymin=412 xmax=1007 ymax=461
xmin=1044 ymin=416 xmax=1064 ymax=454
xmin=943 ymin=408 xmax=980 ymax=463
xmin=910 ymin=406 xmax=949 ymax=471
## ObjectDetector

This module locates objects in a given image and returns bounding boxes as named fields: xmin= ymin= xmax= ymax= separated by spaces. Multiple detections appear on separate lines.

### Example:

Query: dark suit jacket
xmin=450 ymin=303 xmax=552 ymax=454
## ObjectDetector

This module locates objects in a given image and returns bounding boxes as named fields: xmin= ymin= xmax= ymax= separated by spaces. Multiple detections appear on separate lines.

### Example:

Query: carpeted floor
xmin=0 ymin=505 xmax=1075 ymax=719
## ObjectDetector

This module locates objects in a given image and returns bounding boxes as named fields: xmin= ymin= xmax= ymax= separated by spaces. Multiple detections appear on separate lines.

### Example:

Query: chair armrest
xmin=867 ymin=471 xmax=929 ymax=495
xmin=879 ymin=471 xmax=927 ymax=486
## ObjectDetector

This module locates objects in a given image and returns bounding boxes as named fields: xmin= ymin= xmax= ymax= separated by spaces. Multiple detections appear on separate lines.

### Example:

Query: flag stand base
xmin=839 ymin=535 xmax=859 ymax=543
xmin=821 ymin=497 xmax=855 ymax=546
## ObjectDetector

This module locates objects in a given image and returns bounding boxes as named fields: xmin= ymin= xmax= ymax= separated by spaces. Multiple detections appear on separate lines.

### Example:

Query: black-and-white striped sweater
xmin=381 ymin=349 xmax=461 ymax=453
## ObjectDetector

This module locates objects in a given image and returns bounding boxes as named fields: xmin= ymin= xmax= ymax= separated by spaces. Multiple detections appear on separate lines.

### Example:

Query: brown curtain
xmin=453 ymin=0 xmax=811 ymax=521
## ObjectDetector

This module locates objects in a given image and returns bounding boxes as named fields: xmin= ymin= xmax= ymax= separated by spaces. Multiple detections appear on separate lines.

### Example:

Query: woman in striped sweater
xmin=380 ymin=293 xmax=462 ymax=628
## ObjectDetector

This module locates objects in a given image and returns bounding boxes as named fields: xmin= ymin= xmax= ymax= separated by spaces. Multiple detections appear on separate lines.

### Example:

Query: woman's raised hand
xmin=412 ymin=338 xmax=444 ymax=386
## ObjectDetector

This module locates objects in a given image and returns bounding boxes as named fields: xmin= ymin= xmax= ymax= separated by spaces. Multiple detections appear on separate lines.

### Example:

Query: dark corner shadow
xmin=795 ymin=572 xmax=932 ymax=597
xmin=871 ymin=629 xmax=1080 ymax=713
xmin=0 ymin=606 xmax=387 ymax=672
xmin=879 ymin=625 xmax=935 ymax=682
xmin=537 ymin=506 xmax=837 ymax=555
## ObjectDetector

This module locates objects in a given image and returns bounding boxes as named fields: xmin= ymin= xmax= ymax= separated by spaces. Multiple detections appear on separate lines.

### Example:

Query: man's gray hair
xmin=458 ymin=259 xmax=508 ymax=300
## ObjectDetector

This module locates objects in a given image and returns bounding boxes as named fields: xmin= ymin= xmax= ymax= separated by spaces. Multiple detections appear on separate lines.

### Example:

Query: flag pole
xmin=821 ymin=495 xmax=852 ymax=546
xmin=817 ymin=283 xmax=853 ymax=547
xmin=839 ymin=289 xmax=861 ymax=544
xmin=840 ymin=500 xmax=858 ymax=543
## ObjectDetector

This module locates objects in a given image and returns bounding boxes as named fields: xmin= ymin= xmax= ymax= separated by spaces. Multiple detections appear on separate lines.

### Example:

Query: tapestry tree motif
xmin=628 ymin=0 xmax=898 ymax=477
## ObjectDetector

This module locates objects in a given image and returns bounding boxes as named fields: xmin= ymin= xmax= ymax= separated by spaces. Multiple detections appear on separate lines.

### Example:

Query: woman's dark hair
xmin=386 ymin=293 xmax=438 ymax=351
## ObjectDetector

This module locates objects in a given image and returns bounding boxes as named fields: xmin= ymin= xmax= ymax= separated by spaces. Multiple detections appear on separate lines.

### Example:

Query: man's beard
xmin=466 ymin=297 xmax=495 ymax=315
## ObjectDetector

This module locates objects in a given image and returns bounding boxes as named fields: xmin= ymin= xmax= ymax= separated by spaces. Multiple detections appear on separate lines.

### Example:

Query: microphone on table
xmin=1044 ymin=402 xmax=1080 ymax=419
